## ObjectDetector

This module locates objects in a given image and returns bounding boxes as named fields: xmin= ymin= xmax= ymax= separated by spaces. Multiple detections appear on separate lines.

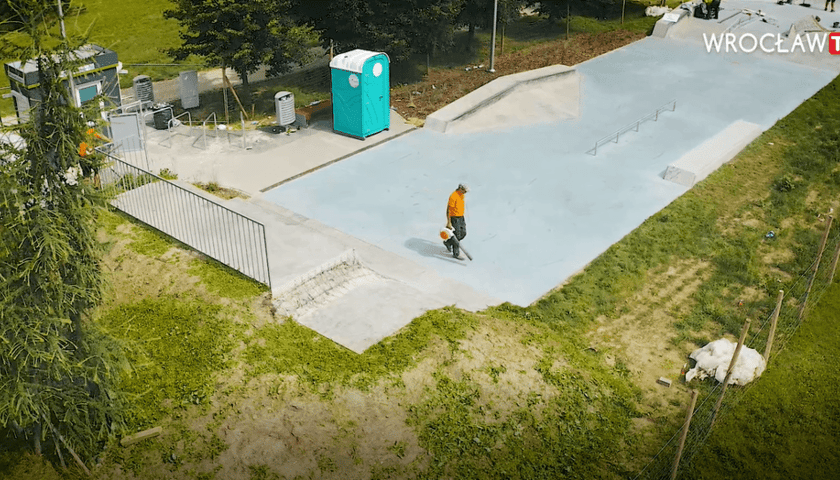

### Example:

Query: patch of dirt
xmin=99 ymin=223 xmax=206 ymax=307
xmin=586 ymin=260 xmax=711 ymax=421
xmin=447 ymin=319 xmax=561 ymax=414
xmin=192 ymin=182 xmax=249 ymax=200
xmin=392 ymin=30 xmax=646 ymax=121
xmin=171 ymin=317 xmax=565 ymax=480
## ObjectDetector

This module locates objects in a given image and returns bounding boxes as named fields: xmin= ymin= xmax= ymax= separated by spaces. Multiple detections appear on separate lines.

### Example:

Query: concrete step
xmin=218 ymin=196 xmax=500 ymax=353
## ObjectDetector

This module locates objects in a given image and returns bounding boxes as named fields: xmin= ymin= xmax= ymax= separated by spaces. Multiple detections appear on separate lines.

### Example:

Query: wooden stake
xmin=764 ymin=290 xmax=783 ymax=365
xmin=566 ymin=5 xmax=570 ymax=40
xmin=223 ymin=73 xmax=249 ymax=120
xmin=828 ymin=231 xmax=840 ymax=285
xmin=670 ymin=389 xmax=698 ymax=480
xmin=55 ymin=440 xmax=67 ymax=469
xmin=501 ymin=23 xmax=505 ymax=54
xmin=713 ymin=318 xmax=751 ymax=425
xmin=43 ymin=414 xmax=91 ymax=476
xmin=798 ymin=215 xmax=833 ymax=321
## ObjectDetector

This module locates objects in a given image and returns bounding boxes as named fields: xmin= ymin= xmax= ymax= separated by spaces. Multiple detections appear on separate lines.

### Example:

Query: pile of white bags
xmin=645 ymin=6 xmax=672 ymax=17
xmin=685 ymin=339 xmax=766 ymax=386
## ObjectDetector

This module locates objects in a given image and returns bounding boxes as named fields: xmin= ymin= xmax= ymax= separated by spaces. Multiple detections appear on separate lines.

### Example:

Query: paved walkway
xmin=133 ymin=0 xmax=840 ymax=352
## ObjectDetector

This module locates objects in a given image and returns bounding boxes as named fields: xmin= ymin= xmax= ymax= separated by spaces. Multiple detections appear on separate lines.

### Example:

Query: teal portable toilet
xmin=329 ymin=49 xmax=390 ymax=139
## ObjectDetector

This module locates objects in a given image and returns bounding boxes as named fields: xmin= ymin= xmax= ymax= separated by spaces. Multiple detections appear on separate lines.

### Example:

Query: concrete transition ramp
xmin=273 ymin=249 xmax=383 ymax=321
xmin=424 ymin=64 xmax=580 ymax=134
xmin=663 ymin=119 xmax=762 ymax=187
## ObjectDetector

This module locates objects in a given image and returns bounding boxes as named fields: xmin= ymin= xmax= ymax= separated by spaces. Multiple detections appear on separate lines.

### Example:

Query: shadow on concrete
xmin=404 ymin=238 xmax=468 ymax=266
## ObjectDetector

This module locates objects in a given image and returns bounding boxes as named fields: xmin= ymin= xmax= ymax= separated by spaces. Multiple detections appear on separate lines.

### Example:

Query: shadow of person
xmin=404 ymin=237 xmax=466 ymax=265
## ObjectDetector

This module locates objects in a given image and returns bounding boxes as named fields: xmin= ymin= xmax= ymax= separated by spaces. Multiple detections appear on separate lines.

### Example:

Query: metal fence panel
xmin=98 ymin=147 xmax=271 ymax=289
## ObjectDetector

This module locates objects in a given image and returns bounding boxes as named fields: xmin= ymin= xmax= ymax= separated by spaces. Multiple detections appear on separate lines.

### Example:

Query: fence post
xmin=798 ymin=215 xmax=833 ymax=321
xmin=712 ymin=318 xmax=751 ymax=426
xmin=670 ymin=389 xmax=698 ymax=480
xmin=763 ymin=290 xmax=783 ymax=365
xmin=828 ymin=231 xmax=840 ymax=285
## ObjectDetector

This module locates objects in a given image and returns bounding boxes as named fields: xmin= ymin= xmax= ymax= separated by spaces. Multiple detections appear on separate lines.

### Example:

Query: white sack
xmin=684 ymin=338 xmax=766 ymax=386
xmin=645 ymin=6 xmax=672 ymax=17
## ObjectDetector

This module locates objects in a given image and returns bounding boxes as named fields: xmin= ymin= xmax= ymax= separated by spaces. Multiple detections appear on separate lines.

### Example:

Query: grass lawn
xmin=2 ymin=2 xmax=839 ymax=478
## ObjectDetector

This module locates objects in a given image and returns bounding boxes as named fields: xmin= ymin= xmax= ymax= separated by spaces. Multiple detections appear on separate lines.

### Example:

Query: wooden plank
xmin=120 ymin=426 xmax=162 ymax=447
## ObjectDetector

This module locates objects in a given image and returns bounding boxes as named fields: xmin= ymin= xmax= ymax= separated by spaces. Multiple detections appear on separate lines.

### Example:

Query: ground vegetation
xmin=1 ymin=1 xmax=838 ymax=478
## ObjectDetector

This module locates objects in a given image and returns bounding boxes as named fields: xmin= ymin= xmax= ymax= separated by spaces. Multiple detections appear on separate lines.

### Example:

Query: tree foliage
xmin=0 ymin=0 xmax=127 ymax=464
xmin=456 ymin=0 xmax=524 ymax=51
xmin=292 ymin=0 xmax=463 ymax=60
xmin=163 ymin=0 xmax=317 ymax=88
xmin=525 ymin=0 xmax=617 ymax=20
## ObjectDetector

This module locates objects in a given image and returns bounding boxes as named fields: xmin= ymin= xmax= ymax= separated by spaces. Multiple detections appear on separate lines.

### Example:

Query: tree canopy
xmin=164 ymin=0 xmax=317 ymax=88
xmin=292 ymin=0 xmax=464 ymax=60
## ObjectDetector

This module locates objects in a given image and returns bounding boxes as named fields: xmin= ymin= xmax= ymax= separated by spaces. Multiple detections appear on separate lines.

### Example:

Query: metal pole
xmin=57 ymin=0 xmax=78 ymax=107
xmin=489 ymin=0 xmax=498 ymax=73
xmin=622 ymin=0 xmax=626 ymax=24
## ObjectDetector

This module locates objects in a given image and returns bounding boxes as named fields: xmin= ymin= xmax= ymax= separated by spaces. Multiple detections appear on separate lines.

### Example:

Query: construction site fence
xmin=97 ymin=144 xmax=272 ymax=289
xmin=634 ymin=218 xmax=839 ymax=480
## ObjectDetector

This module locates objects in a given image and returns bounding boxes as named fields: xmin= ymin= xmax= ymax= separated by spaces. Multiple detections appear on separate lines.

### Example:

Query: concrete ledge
xmin=652 ymin=7 xmax=690 ymax=38
xmin=424 ymin=64 xmax=576 ymax=133
xmin=663 ymin=119 xmax=762 ymax=187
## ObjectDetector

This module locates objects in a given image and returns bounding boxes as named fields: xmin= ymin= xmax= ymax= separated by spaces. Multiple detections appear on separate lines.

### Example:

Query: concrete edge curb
xmin=424 ymin=64 xmax=577 ymax=133
xmin=663 ymin=119 xmax=763 ymax=187
xmin=257 ymin=125 xmax=418 ymax=193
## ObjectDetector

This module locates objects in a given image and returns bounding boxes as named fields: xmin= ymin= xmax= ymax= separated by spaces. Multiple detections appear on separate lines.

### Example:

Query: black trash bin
xmin=153 ymin=103 xmax=173 ymax=130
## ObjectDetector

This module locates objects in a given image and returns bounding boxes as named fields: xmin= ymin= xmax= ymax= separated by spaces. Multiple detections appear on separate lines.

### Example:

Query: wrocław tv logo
xmin=831 ymin=32 xmax=840 ymax=55
xmin=703 ymin=32 xmax=840 ymax=55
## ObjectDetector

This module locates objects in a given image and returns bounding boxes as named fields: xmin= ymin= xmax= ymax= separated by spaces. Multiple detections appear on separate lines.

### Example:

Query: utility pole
xmin=489 ymin=0 xmax=498 ymax=73
xmin=56 ymin=0 xmax=78 ymax=107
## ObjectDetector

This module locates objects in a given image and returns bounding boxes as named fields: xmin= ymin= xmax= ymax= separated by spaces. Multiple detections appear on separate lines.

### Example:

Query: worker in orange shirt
xmin=78 ymin=126 xmax=108 ymax=188
xmin=444 ymin=183 xmax=469 ymax=260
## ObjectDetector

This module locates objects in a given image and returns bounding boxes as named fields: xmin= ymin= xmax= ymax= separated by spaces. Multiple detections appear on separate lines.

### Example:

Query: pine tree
xmin=0 ymin=0 xmax=128 ymax=468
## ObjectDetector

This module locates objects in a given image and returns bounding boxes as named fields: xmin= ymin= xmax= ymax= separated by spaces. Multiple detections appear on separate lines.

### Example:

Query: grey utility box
xmin=275 ymin=91 xmax=295 ymax=126
xmin=179 ymin=70 xmax=199 ymax=109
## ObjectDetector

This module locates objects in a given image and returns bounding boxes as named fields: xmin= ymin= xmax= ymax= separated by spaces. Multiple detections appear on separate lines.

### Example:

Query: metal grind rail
xmin=587 ymin=99 xmax=677 ymax=156
xmin=97 ymin=146 xmax=271 ymax=288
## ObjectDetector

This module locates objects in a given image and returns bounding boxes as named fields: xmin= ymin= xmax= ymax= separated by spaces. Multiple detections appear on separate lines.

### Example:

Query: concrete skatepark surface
xmin=137 ymin=0 xmax=840 ymax=352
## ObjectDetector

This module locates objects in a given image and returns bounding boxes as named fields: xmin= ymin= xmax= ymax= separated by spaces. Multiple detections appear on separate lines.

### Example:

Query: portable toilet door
xmin=329 ymin=49 xmax=390 ymax=139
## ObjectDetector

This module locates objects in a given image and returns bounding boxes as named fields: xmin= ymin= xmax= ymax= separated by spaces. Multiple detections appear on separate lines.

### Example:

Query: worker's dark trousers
xmin=707 ymin=1 xmax=720 ymax=19
xmin=446 ymin=216 xmax=467 ymax=257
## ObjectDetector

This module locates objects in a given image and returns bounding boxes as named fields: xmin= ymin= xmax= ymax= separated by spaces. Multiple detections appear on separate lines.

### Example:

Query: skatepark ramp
xmin=663 ymin=120 xmax=762 ymax=187
xmin=272 ymin=249 xmax=384 ymax=320
xmin=425 ymin=64 xmax=580 ymax=134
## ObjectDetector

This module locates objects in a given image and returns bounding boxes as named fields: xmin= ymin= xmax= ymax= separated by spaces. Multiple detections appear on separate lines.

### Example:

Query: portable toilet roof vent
xmin=329 ymin=50 xmax=389 ymax=74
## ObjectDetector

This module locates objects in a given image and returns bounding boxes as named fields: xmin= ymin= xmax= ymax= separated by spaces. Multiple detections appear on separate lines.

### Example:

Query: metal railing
xmin=587 ymin=99 xmax=677 ymax=156
xmin=164 ymin=111 xmax=193 ymax=148
xmin=97 ymin=145 xmax=271 ymax=288
xmin=195 ymin=112 xmax=218 ymax=149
